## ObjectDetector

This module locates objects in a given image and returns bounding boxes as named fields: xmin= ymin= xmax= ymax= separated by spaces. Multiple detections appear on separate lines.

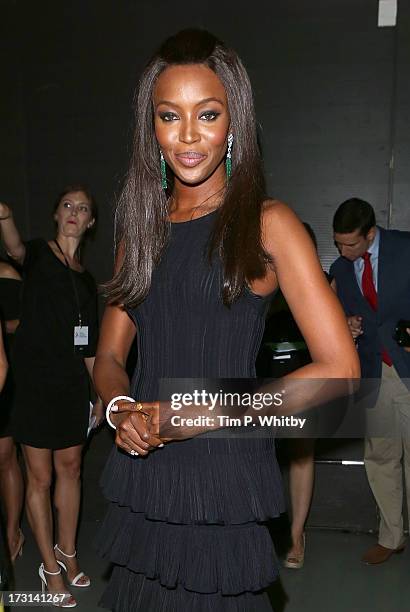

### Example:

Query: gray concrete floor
xmin=8 ymin=427 xmax=410 ymax=611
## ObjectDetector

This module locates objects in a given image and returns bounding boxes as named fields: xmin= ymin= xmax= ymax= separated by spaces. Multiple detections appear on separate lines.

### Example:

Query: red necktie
xmin=361 ymin=252 xmax=392 ymax=366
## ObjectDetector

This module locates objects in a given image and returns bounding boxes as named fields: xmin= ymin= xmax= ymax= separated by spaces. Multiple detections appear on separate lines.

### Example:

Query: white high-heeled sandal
xmin=38 ymin=563 xmax=77 ymax=608
xmin=54 ymin=544 xmax=91 ymax=588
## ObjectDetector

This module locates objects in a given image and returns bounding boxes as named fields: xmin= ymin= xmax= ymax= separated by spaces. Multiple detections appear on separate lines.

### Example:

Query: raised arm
xmin=0 ymin=202 xmax=26 ymax=265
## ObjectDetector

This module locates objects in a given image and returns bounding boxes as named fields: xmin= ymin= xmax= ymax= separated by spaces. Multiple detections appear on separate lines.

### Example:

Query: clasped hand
xmin=111 ymin=400 xmax=164 ymax=456
xmin=112 ymin=399 xmax=220 ymax=455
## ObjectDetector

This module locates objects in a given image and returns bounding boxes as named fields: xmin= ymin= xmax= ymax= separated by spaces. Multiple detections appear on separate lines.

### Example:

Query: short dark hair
xmin=332 ymin=198 xmax=376 ymax=236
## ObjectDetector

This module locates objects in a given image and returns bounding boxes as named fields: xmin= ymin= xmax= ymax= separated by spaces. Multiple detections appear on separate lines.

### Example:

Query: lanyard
xmin=54 ymin=239 xmax=83 ymax=327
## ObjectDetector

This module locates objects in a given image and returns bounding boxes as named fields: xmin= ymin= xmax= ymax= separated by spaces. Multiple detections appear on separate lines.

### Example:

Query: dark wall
xmin=1 ymin=2 xmax=29 ymax=237
xmin=1 ymin=0 xmax=409 ymax=283
xmin=392 ymin=1 xmax=410 ymax=228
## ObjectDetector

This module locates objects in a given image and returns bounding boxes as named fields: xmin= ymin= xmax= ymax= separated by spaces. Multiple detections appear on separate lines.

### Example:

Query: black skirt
xmin=95 ymin=437 xmax=284 ymax=611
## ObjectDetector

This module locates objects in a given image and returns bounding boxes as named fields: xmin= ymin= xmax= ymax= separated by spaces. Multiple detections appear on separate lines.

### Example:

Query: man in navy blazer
xmin=330 ymin=198 xmax=410 ymax=565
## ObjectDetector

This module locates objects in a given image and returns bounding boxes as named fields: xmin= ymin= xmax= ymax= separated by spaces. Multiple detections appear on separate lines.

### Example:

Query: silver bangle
xmin=105 ymin=395 xmax=135 ymax=429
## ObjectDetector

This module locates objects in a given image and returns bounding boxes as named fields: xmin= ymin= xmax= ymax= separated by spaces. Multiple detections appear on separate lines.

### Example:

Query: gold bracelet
xmin=0 ymin=215 xmax=11 ymax=220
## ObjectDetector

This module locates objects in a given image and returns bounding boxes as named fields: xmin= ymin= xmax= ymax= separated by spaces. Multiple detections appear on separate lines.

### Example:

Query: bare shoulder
xmin=262 ymin=199 xmax=300 ymax=227
xmin=262 ymin=198 xmax=292 ymax=215
xmin=0 ymin=261 xmax=21 ymax=280
xmin=261 ymin=199 xmax=306 ymax=251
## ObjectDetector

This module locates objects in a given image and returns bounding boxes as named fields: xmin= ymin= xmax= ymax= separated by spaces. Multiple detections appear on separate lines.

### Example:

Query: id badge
xmin=74 ymin=325 xmax=89 ymax=355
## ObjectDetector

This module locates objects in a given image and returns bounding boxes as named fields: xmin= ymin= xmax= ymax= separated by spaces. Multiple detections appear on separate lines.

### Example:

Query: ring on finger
xmin=135 ymin=402 xmax=150 ymax=421
xmin=129 ymin=449 xmax=138 ymax=456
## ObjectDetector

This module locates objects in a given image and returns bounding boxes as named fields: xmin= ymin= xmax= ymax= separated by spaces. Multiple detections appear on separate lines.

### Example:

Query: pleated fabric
xmin=96 ymin=212 xmax=285 ymax=610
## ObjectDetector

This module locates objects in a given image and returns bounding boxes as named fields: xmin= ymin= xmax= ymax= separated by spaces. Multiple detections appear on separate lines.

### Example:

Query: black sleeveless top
xmin=129 ymin=210 xmax=270 ymax=397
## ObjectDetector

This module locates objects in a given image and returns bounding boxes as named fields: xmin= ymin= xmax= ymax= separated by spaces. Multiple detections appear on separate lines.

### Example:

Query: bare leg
xmin=54 ymin=445 xmax=89 ymax=585
xmin=22 ymin=445 xmax=74 ymax=600
xmin=287 ymin=438 xmax=315 ymax=558
xmin=0 ymin=436 xmax=24 ymax=558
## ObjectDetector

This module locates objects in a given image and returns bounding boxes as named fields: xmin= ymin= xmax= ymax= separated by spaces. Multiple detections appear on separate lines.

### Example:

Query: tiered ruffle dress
xmin=97 ymin=211 xmax=285 ymax=611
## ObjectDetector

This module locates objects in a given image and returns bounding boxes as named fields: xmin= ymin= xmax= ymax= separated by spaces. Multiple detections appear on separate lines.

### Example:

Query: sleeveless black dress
xmin=0 ymin=277 xmax=21 ymax=437
xmin=96 ymin=211 xmax=285 ymax=611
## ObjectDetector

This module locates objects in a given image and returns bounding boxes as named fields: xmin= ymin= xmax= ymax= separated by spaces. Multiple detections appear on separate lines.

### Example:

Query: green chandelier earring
xmin=226 ymin=133 xmax=234 ymax=181
xmin=160 ymin=150 xmax=167 ymax=190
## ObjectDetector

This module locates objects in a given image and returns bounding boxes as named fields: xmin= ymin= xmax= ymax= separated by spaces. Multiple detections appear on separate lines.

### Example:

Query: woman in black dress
xmin=0 ymin=261 xmax=24 ymax=562
xmin=0 ymin=186 xmax=103 ymax=607
xmin=94 ymin=30 xmax=359 ymax=611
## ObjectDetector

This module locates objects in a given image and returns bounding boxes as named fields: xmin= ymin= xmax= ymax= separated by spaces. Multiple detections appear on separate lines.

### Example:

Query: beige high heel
xmin=38 ymin=563 xmax=77 ymax=608
xmin=54 ymin=544 xmax=91 ymax=588
xmin=284 ymin=533 xmax=306 ymax=569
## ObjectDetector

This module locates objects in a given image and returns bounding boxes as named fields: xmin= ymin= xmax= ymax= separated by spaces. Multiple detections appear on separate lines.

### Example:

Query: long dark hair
xmin=106 ymin=29 xmax=269 ymax=307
